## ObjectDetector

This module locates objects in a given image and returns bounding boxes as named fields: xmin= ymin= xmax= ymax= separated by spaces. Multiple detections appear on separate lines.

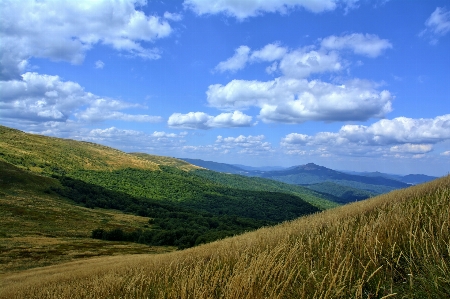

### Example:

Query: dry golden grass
xmin=1 ymin=176 xmax=448 ymax=298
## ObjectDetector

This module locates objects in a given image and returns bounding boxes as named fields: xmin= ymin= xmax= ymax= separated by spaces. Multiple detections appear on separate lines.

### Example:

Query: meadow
xmin=1 ymin=175 xmax=448 ymax=298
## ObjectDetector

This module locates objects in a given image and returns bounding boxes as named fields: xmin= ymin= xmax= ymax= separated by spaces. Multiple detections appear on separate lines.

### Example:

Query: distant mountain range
xmin=340 ymin=171 xmax=438 ymax=185
xmin=179 ymin=159 xmax=439 ymax=202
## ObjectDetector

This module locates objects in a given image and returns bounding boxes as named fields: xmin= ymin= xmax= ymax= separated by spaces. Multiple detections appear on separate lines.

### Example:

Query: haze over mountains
xmin=179 ymin=158 xmax=438 ymax=203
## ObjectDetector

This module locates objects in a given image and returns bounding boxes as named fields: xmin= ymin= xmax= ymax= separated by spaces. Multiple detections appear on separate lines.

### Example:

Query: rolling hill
xmin=1 ymin=172 xmax=448 ymax=298
xmin=0 ymin=160 xmax=174 ymax=273
xmin=342 ymin=170 xmax=438 ymax=185
xmin=0 ymin=125 xmax=329 ymax=252
xmin=180 ymin=158 xmax=414 ymax=201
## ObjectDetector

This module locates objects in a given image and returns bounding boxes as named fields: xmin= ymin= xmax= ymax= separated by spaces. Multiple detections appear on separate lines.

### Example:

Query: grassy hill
xmin=1 ymin=174 xmax=448 ymax=298
xmin=0 ymin=125 xmax=331 ymax=250
xmin=179 ymin=157 xmax=249 ymax=174
xmin=0 ymin=126 xmax=159 ymax=174
xmin=192 ymin=169 xmax=339 ymax=209
xmin=0 ymin=161 xmax=174 ymax=274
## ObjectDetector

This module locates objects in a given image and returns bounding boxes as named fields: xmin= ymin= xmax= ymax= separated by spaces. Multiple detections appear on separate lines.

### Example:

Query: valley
xmin=0 ymin=125 xmax=448 ymax=298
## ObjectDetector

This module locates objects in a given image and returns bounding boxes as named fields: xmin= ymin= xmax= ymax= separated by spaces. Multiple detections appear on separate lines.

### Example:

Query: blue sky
xmin=1 ymin=0 xmax=449 ymax=176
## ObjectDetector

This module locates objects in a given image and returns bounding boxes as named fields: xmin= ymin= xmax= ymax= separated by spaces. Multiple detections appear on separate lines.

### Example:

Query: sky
xmin=1 ymin=0 xmax=449 ymax=176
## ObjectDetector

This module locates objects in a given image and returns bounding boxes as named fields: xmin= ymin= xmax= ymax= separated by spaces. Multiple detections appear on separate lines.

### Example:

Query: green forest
xmin=51 ymin=171 xmax=319 ymax=249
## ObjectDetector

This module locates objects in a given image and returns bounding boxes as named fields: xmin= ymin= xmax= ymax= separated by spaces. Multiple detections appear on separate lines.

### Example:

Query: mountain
xmin=0 ymin=125 xmax=326 ymax=252
xmin=178 ymin=158 xmax=415 ymax=201
xmin=232 ymin=164 xmax=285 ymax=172
xmin=398 ymin=174 xmax=439 ymax=185
xmin=260 ymin=163 xmax=410 ymax=194
xmin=304 ymin=182 xmax=377 ymax=204
xmin=341 ymin=170 xmax=438 ymax=185
xmin=179 ymin=158 xmax=249 ymax=174
xmin=3 ymin=175 xmax=449 ymax=298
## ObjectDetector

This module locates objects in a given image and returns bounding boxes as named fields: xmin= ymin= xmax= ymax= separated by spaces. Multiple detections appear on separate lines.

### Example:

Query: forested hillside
xmin=3 ymin=173 xmax=448 ymax=298
xmin=0 ymin=125 xmax=326 ymax=250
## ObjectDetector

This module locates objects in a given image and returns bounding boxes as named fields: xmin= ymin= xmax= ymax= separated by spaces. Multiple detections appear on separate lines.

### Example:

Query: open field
xmin=1 ymin=175 xmax=448 ymax=298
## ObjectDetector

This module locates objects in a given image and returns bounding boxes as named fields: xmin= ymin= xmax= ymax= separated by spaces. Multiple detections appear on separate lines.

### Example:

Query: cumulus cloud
xmin=0 ymin=0 xmax=174 ymax=80
xmin=215 ymin=33 xmax=391 ymax=77
xmin=278 ymin=49 xmax=342 ymax=78
xmin=184 ymin=0 xmax=347 ymax=20
xmin=210 ymin=33 xmax=393 ymax=124
xmin=75 ymin=98 xmax=163 ymax=123
xmin=0 ymin=72 xmax=162 ymax=125
xmin=215 ymin=44 xmax=342 ymax=77
xmin=390 ymin=144 xmax=433 ymax=154
xmin=441 ymin=151 xmax=450 ymax=156
xmin=216 ymin=134 xmax=273 ymax=154
xmin=215 ymin=46 xmax=251 ymax=73
xmin=320 ymin=33 xmax=393 ymax=57
xmin=207 ymin=78 xmax=392 ymax=123
xmin=281 ymin=114 xmax=450 ymax=158
xmin=0 ymin=72 xmax=95 ymax=122
xmin=420 ymin=7 xmax=450 ymax=44
xmin=168 ymin=111 xmax=253 ymax=129
xmin=250 ymin=43 xmax=288 ymax=62
xmin=164 ymin=12 xmax=183 ymax=21
xmin=81 ymin=127 xmax=187 ymax=153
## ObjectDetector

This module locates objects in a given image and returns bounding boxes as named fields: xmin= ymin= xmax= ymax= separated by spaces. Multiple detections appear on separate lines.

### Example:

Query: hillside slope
xmin=262 ymin=163 xmax=410 ymax=194
xmin=0 ymin=161 xmax=173 ymax=273
xmin=0 ymin=126 xmax=327 ymax=249
xmin=0 ymin=125 xmax=159 ymax=173
xmin=2 ymin=175 xmax=448 ymax=298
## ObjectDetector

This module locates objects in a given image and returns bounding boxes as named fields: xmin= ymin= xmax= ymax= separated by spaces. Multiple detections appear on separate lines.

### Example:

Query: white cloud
xmin=441 ymin=151 xmax=450 ymax=156
xmin=164 ymin=12 xmax=183 ymax=21
xmin=0 ymin=72 xmax=95 ymax=122
xmin=168 ymin=112 xmax=212 ymax=130
xmin=424 ymin=7 xmax=450 ymax=35
xmin=0 ymin=0 xmax=173 ymax=80
xmin=215 ymin=33 xmax=391 ymax=77
xmin=215 ymin=44 xmax=342 ymax=77
xmin=95 ymin=60 xmax=105 ymax=69
xmin=250 ymin=43 xmax=287 ymax=62
xmin=168 ymin=111 xmax=253 ymax=129
xmin=320 ymin=33 xmax=393 ymax=57
xmin=278 ymin=49 xmax=342 ymax=78
xmin=216 ymin=134 xmax=273 ymax=154
xmin=209 ymin=111 xmax=253 ymax=128
xmin=281 ymin=114 xmax=450 ymax=158
xmin=75 ymin=98 xmax=162 ymax=123
xmin=207 ymin=78 xmax=392 ymax=123
xmin=390 ymin=144 xmax=433 ymax=154
xmin=215 ymin=46 xmax=251 ymax=73
xmin=265 ymin=62 xmax=279 ymax=74
xmin=81 ymin=127 xmax=187 ymax=153
xmin=0 ymin=72 xmax=162 ymax=124
xmin=282 ymin=133 xmax=313 ymax=145
xmin=184 ymin=0 xmax=344 ymax=20
xmin=420 ymin=7 xmax=450 ymax=45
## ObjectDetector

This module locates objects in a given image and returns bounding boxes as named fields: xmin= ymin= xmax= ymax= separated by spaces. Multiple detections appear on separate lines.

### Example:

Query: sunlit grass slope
xmin=0 ymin=125 xmax=159 ymax=173
xmin=0 ymin=161 xmax=174 ymax=274
xmin=0 ymin=126 xmax=336 ymax=211
xmin=130 ymin=153 xmax=202 ymax=171
xmin=0 ymin=125 xmax=328 ymax=250
xmin=2 ymin=175 xmax=448 ymax=298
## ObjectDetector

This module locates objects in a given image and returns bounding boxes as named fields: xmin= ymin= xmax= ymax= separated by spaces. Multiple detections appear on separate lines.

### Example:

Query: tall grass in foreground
xmin=1 ymin=176 xmax=449 ymax=298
